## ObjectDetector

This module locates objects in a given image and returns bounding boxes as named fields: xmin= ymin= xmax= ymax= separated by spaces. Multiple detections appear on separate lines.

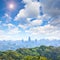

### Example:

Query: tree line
xmin=0 ymin=46 xmax=60 ymax=60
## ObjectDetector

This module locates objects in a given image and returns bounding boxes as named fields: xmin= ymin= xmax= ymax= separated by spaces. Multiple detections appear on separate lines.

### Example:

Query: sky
xmin=0 ymin=0 xmax=60 ymax=40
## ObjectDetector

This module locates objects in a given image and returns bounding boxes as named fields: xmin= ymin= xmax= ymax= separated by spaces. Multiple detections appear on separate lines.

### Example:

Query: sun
xmin=9 ymin=4 xmax=14 ymax=9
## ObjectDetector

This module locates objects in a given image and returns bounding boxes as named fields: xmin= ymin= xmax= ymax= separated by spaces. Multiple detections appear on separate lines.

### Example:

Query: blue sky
xmin=0 ymin=0 xmax=60 ymax=40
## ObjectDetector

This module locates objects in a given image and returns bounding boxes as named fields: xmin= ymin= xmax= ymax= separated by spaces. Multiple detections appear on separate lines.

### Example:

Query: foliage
xmin=0 ymin=46 xmax=60 ymax=60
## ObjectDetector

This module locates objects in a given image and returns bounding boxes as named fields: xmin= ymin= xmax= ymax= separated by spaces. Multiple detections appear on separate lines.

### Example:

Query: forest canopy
xmin=0 ymin=46 xmax=60 ymax=60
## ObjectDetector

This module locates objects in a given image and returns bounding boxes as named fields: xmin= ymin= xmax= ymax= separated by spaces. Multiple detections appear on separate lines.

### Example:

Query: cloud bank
xmin=0 ymin=0 xmax=60 ymax=40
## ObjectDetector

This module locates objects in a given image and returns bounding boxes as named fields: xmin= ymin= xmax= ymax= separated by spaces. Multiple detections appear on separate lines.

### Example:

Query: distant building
xmin=40 ymin=6 xmax=43 ymax=15
xmin=28 ymin=37 xmax=31 ymax=42
xmin=21 ymin=39 xmax=24 ymax=42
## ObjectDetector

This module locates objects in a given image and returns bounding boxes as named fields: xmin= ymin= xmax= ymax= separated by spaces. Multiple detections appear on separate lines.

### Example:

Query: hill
xmin=0 ymin=46 xmax=60 ymax=60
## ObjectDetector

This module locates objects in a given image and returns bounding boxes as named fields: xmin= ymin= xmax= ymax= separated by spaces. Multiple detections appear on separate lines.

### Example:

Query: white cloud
xmin=0 ymin=0 xmax=60 ymax=40
xmin=0 ymin=21 xmax=2 ymax=24
xmin=23 ymin=0 xmax=38 ymax=4
xmin=24 ymin=1 xmax=41 ymax=18
xmin=2 ymin=23 xmax=16 ymax=30
xmin=18 ymin=24 xmax=28 ymax=29
xmin=31 ymin=19 xmax=42 ymax=26
xmin=0 ymin=24 xmax=60 ymax=40
xmin=14 ymin=1 xmax=41 ymax=21
xmin=7 ymin=27 xmax=21 ymax=35
xmin=3 ymin=13 xmax=12 ymax=23
xmin=48 ymin=16 xmax=60 ymax=27
xmin=0 ymin=30 xmax=5 ymax=34
xmin=23 ymin=0 xmax=32 ymax=3
xmin=7 ymin=23 xmax=15 ymax=29
xmin=15 ymin=9 xmax=26 ymax=20
xmin=25 ymin=24 xmax=60 ymax=40
xmin=41 ymin=0 xmax=60 ymax=16
xmin=0 ymin=27 xmax=21 ymax=40
xmin=18 ymin=19 xmax=42 ymax=30
xmin=0 ymin=34 xmax=21 ymax=41
xmin=17 ymin=13 xmax=50 ymax=30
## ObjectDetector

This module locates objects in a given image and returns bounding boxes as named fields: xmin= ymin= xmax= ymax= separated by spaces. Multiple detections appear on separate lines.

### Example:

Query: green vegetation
xmin=0 ymin=46 xmax=60 ymax=60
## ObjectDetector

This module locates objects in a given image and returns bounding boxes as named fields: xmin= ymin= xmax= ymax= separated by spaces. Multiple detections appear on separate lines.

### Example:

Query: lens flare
xmin=9 ymin=4 xmax=14 ymax=9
